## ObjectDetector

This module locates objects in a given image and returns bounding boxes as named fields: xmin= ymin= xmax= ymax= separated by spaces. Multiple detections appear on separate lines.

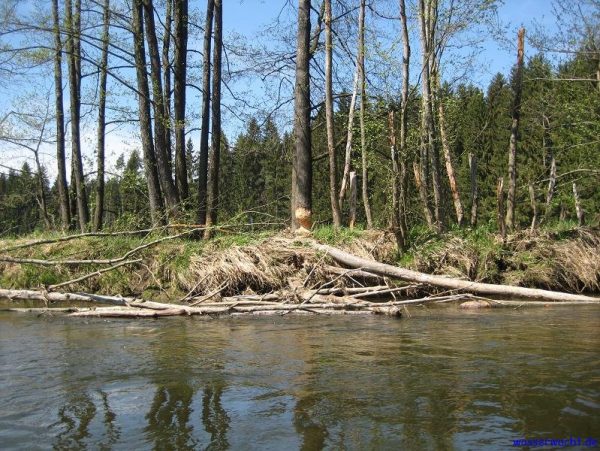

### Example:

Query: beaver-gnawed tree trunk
xmin=292 ymin=0 xmax=312 ymax=233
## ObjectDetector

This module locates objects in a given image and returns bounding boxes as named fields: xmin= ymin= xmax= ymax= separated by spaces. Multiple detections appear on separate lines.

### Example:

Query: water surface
xmin=0 ymin=306 xmax=599 ymax=450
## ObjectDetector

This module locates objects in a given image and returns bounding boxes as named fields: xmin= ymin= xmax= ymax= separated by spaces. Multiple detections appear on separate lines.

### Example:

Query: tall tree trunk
xmin=65 ymin=0 xmax=89 ymax=232
xmin=388 ymin=111 xmax=405 ymax=252
xmin=438 ymin=98 xmax=463 ymax=226
xmin=497 ymin=177 xmax=506 ymax=241
xmin=505 ymin=28 xmax=525 ymax=231
xmin=52 ymin=0 xmax=71 ymax=230
xmin=324 ymin=0 xmax=341 ymax=228
xmin=162 ymin=0 xmax=173 ymax=167
xmin=204 ymin=0 xmax=222 ymax=238
xmin=132 ymin=0 xmax=165 ymax=226
xmin=468 ymin=153 xmax=478 ymax=227
xmin=198 ymin=0 xmax=214 ymax=225
xmin=528 ymin=183 xmax=538 ymax=232
xmin=173 ymin=0 xmax=189 ymax=201
xmin=545 ymin=155 xmax=557 ymax=219
xmin=93 ymin=0 xmax=110 ymax=232
xmin=358 ymin=0 xmax=372 ymax=228
xmin=292 ymin=0 xmax=312 ymax=233
xmin=349 ymin=171 xmax=357 ymax=230
xmin=338 ymin=70 xmax=359 ymax=214
xmin=143 ymin=0 xmax=179 ymax=214
xmin=398 ymin=0 xmax=410 ymax=237
xmin=573 ymin=183 xmax=584 ymax=227
xmin=417 ymin=0 xmax=434 ymax=229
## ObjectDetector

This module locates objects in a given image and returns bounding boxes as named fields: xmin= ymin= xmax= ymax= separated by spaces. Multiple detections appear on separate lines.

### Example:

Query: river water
xmin=0 ymin=306 xmax=599 ymax=450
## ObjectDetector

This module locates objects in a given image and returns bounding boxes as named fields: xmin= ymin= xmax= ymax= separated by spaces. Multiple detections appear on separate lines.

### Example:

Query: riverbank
xmin=1 ymin=224 xmax=599 ymax=303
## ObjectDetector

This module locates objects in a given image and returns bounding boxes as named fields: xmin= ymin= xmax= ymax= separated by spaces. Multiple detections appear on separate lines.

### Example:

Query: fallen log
xmin=313 ymin=243 xmax=600 ymax=303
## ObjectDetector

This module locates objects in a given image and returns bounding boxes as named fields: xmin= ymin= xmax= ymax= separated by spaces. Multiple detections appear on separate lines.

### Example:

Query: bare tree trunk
xmin=32 ymin=118 xmax=52 ymax=230
xmin=358 ymin=0 xmax=373 ymax=228
xmin=413 ymin=161 xmax=432 ymax=226
xmin=162 ymin=0 xmax=173 ymax=167
xmin=349 ymin=171 xmax=357 ymax=229
xmin=497 ymin=177 xmax=506 ymax=241
xmin=388 ymin=110 xmax=405 ymax=252
xmin=324 ymin=0 xmax=341 ymax=228
xmin=65 ymin=0 xmax=89 ymax=232
xmin=505 ymin=28 xmax=525 ymax=231
xmin=399 ymin=0 xmax=410 ymax=237
xmin=132 ymin=0 xmax=165 ymax=226
xmin=573 ymin=183 xmax=584 ymax=226
xmin=143 ymin=0 xmax=179 ymax=214
xmin=292 ymin=0 xmax=312 ymax=233
xmin=204 ymin=0 xmax=222 ymax=238
xmin=438 ymin=98 xmax=463 ymax=226
xmin=51 ymin=0 xmax=71 ymax=230
xmin=528 ymin=183 xmax=537 ymax=232
xmin=545 ymin=155 xmax=557 ymax=219
xmin=338 ymin=69 xmax=359 ymax=214
xmin=173 ymin=0 xmax=189 ymax=201
xmin=417 ymin=0 xmax=434 ymax=229
xmin=198 ymin=0 xmax=214 ymax=226
xmin=468 ymin=153 xmax=478 ymax=227
xmin=93 ymin=0 xmax=110 ymax=232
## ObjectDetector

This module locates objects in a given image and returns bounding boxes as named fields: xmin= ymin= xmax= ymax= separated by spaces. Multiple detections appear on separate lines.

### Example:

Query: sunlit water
xmin=0 ymin=306 xmax=599 ymax=450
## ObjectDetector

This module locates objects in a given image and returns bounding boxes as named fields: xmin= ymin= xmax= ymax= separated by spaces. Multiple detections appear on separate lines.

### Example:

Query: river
xmin=0 ymin=306 xmax=599 ymax=450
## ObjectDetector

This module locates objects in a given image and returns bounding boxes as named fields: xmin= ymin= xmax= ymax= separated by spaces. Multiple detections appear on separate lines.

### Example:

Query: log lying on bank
xmin=313 ymin=243 xmax=600 ymax=303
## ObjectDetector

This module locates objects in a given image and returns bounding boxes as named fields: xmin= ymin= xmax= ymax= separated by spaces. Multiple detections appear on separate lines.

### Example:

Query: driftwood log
xmin=313 ymin=243 xmax=600 ymax=303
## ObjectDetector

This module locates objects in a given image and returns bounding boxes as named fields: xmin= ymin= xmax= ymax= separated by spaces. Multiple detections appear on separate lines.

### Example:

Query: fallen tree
xmin=312 ymin=243 xmax=600 ymax=303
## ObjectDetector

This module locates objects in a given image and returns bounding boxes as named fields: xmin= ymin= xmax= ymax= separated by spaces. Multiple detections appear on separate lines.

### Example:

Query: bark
xmin=143 ymin=0 xmax=179 ymax=213
xmin=132 ymin=0 xmax=165 ymax=225
xmin=506 ymin=28 xmax=525 ymax=230
xmin=292 ymin=0 xmax=312 ymax=232
xmin=198 ymin=0 xmax=214 ymax=225
xmin=497 ymin=177 xmax=506 ymax=241
xmin=51 ymin=0 xmax=71 ymax=230
xmin=324 ymin=0 xmax=341 ymax=228
xmin=413 ymin=161 xmax=432 ymax=226
xmin=313 ymin=243 xmax=600 ymax=303
xmin=65 ymin=0 xmax=89 ymax=231
xmin=438 ymin=99 xmax=463 ymax=226
xmin=528 ymin=183 xmax=538 ymax=232
xmin=93 ymin=0 xmax=110 ymax=232
xmin=204 ymin=0 xmax=222 ymax=237
xmin=398 ymin=0 xmax=410 ymax=237
xmin=162 ymin=0 xmax=173 ymax=167
xmin=338 ymin=70 xmax=359 ymax=214
xmin=468 ymin=153 xmax=478 ymax=227
xmin=417 ymin=0 xmax=434 ymax=229
xmin=349 ymin=171 xmax=357 ymax=229
xmin=388 ymin=110 xmax=405 ymax=252
xmin=545 ymin=155 xmax=557 ymax=219
xmin=32 ymin=128 xmax=52 ymax=230
xmin=573 ymin=183 xmax=584 ymax=226
xmin=173 ymin=0 xmax=189 ymax=200
xmin=358 ymin=0 xmax=373 ymax=228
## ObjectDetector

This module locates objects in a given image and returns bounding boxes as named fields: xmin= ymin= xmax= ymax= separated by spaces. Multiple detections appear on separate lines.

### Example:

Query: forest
xmin=0 ymin=0 xmax=597 ymax=239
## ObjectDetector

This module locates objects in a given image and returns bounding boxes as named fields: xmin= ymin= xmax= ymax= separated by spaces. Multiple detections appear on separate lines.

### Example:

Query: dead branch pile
xmin=1 ymin=228 xmax=599 ymax=319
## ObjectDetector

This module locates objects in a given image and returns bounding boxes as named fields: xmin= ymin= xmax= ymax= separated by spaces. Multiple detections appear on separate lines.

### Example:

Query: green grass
xmin=312 ymin=225 xmax=364 ymax=245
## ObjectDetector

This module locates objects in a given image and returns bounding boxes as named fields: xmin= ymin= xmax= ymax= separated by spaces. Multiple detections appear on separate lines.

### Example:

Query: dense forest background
xmin=0 ymin=0 xmax=598 ymax=241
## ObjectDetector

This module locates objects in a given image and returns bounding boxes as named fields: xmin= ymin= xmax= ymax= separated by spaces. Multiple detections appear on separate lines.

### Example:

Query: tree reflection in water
xmin=202 ymin=383 xmax=230 ymax=450
xmin=52 ymin=390 xmax=119 ymax=450
xmin=145 ymin=382 xmax=196 ymax=450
